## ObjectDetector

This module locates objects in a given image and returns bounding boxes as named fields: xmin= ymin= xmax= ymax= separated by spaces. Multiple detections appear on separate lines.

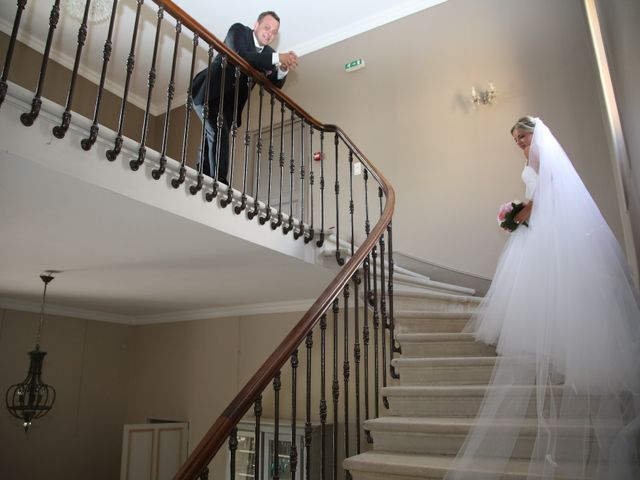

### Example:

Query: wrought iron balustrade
xmin=0 ymin=1 xmax=398 ymax=478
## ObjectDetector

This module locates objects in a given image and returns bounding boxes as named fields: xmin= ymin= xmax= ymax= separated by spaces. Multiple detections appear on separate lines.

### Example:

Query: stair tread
xmin=392 ymin=272 xmax=477 ymax=296
xmin=394 ymin=287 xmax=481 ymax=303
xmin=392 ymin=356 xmax=496 ymax=367
xmin=365 ymin=416 xmax=537 ymax=431
xmin=396 ymin=332 xmax=482 ymax=342
xmin=395 ymin=310 xmax=473 ymax=319
xmin=344 ymin=451 xmax=593 ymax=479
xmin=382 ymin=385 xmax=553 ymax=396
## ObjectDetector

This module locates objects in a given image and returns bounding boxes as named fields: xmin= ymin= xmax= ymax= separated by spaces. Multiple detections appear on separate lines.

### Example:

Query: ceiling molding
xmin=292 ymin=0 xmax=447 ymax=56
xmin=0 ymin=296 xmax=314 ymax=325
xmin=0 ymin=297 xmax=135 ymax=324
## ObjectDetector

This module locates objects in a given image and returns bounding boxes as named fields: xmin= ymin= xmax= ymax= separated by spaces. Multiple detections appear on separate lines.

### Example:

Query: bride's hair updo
xmin=510 ymin=116 xmax=537 ymax=134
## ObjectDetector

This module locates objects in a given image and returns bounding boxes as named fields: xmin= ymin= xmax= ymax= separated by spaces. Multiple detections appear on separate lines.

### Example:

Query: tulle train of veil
xmin=445 ymin=119 xmax=640 ymax=479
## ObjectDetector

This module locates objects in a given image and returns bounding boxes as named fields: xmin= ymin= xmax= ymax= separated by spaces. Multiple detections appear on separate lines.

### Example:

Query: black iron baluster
xmin=198 ymin=466 xmax=209 ymax=480
xmin=209 ymin=55 xmax=229 ymax=199
xmin=378 ymin=188 xmax=390 ymax=409
xmin=387 ymin=221 xmax=400 ymax=379
xmin=304 ymin=126 xmax=315 ymax=243
xmin=189 ymin=46 xmax=214 ymax=195
xmin=273 ymin=371 xmax=281 ymax=480
xmin=218 ymin=65 xmax=241 ymax=206
xmin=362 ymin=169 xmax=372 ymax=441
xmin=347 ymin=150 xmax=361 ymax=450
xmin=0 ymin=0 xmax=28 ymax=107
xmin=305 ymin=332 xmax=313 ymax=480
xmin=353 ymin=269 xmax=362 ymax=453
xmin=271 ymin=101 xmax=285 ymax=230
xmin=319 ymin=314 xmax=327 ymax=480
xmin=282 ymin=110 xmax=295 ymax=234
xmin=151 ymin=20 xmax=181 ymax=179
xmin=247 ymin=85 xmax=264 ymax=220
xmin=81 ymin=0 xmax=118 ymax=150
xmin=343 ymin=284 xmax=351 ymax=469
xmin=229 ymin=427 xmax=238 ymax=479
xmin=172 ymin=32 xmax=199 ymax=189
xmin=294 ymin=119 xmax=305 ymax=239
xmin=290 ymin=350 xmax=299 ymax=480
xmin=332 ymin=298 xmax=340 ymax=480
xmin=129 ymin=5 xmax=163 ymax=170
xmin=254 ymin=395 xmax=263 ymax=480
xmin=334 ymin=134 xmax=345 ymax=265
xmin=369 ymin=185 xmax=380 ymax=419
xmin=19 ymin=0 xmax=59 ymax=125
xmin=106 ymin=0 xmax=144 ymax=161
xmin=259 ymin=93 xmax=275 ymax=225
xmin=348 ymin=151 xmax=356 ymax=260
xmin=52 ymin=0 xmax=91 ymax=136
xmin=315 ymin=132 xmax=326 ymax=248
xmin=234 ymin=77 xmax=253 ymax=214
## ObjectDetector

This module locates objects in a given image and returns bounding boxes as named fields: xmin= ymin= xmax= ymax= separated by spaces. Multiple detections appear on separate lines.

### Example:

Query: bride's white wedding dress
xmin=445 ymin=119 xmax=640 ymax=479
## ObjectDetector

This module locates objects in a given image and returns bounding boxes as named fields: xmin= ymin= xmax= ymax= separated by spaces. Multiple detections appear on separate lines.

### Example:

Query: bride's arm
xmin=515 ymin=201 xmax=533 ymax=223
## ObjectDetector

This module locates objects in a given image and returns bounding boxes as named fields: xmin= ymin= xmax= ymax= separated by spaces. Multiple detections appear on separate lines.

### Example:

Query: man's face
xmin=254 ymin=15 xmax=280 ymax=46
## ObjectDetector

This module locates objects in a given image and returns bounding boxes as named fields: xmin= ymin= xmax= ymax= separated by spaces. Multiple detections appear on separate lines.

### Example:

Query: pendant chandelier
xmin=5 ymin=273 xmax=57 ymax=432
xmin=62 ymin=0 xmax=114 ymax=25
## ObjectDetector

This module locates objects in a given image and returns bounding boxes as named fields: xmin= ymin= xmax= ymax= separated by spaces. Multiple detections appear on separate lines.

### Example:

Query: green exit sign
xmin=344 ymin=59 xmax=365 ymax=72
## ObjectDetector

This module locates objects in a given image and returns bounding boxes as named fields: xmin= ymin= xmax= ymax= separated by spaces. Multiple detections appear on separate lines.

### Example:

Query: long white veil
xmin=446 ymin=119 xmax=640 ymax=479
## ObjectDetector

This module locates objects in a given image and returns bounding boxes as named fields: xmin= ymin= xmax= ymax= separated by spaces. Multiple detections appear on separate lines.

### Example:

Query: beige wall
xmin=1 ymin=305 xmax=373 ymax=479
xmin=283 ymin=0 xmax=625 ymax=279
xmin=0 ymin=308 xmax=132 ymax=480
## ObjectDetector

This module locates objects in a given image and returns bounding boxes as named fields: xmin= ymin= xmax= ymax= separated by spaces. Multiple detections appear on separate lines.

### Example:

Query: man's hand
xmin=278 ymin=51 xmax=299 ymax=71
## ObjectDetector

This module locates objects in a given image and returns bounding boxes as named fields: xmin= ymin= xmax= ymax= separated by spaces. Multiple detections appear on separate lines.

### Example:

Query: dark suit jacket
xmin=192 ymin=23 xmax=286 ymax=125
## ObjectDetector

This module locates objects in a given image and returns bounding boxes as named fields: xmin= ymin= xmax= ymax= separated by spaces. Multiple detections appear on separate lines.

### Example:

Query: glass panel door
xmin=235 ymin=432 xmax=256 ymax=479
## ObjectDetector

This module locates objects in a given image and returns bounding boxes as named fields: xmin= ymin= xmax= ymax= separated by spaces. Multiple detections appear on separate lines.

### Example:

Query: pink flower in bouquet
xmin=497 ymin=202 xmax=514 ymax=222
xmin=497 ymin=200 xmax=528 ymax=232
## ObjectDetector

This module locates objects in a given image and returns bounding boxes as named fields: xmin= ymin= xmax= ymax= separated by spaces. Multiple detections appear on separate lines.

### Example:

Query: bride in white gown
xmin=445 ymin=117 xmax=640 ymax=479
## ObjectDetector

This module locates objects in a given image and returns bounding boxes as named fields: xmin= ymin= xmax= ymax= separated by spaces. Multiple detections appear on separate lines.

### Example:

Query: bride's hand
xmin=515 ymin=201 xmax=533 ymax=224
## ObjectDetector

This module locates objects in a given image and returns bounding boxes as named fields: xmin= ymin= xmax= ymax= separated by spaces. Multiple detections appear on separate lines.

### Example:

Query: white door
xmin=120 ymin=422 xmax=189 ymax=480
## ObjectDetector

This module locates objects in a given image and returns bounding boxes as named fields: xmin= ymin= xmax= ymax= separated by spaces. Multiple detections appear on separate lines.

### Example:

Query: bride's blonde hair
xmin=510 ymin=116 xmax=536 ymax=134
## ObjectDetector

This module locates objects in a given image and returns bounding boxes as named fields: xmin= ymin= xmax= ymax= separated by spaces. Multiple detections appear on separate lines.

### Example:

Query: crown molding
xmin=291 ymin=0 xmax=447 ymax=56
xmin=0 ymin=296 xmax=314 ymax=325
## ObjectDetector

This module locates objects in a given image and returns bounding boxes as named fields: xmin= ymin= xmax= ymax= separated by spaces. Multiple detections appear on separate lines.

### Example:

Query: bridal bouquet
xmin=497 ymin=201 xmax=528 ymax=232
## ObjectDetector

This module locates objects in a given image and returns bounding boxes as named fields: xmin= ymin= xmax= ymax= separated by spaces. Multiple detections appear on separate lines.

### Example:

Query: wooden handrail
xmin=149 ymin=2 xmax=396 ymax=477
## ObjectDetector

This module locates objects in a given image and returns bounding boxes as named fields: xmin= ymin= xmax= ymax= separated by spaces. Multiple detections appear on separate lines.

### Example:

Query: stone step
xmin=392 ymin=357 xmax=496 ymax=385
xmin=382 ymin=385 xmax=572 ymax=418
xmin=396 ymin=333 xmax=496 ymax=358
xmin=394 ymin=310 xmax=472 ymax=334
xmin=393 ymin=288 xmax=481 ymax=313
xmin=344 ymin=451 xmax=593 ymax=480
xmin=364 ymin=416 xmax=597 ymax=460
xmin=391 ymin=271 xmax=477 ymax=296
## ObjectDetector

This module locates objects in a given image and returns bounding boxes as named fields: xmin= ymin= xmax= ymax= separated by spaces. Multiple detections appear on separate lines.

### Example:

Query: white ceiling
xmin=175 ymin=0 xmax=447 ymax=54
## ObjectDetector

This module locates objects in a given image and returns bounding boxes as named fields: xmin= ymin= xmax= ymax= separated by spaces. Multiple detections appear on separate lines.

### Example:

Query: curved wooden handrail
xmin=151 ymin=2 xmax=396 ymax=477
xmin=176 ymin=152 xmax=393 ymax=480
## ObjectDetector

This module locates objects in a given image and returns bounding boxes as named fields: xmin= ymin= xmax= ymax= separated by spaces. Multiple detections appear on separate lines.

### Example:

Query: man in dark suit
xmin=191 ymin=11 xmax=298 ymax=185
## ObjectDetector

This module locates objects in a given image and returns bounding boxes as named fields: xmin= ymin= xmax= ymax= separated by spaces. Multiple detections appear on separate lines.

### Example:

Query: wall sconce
xmin=471 ymin=82 xmax=496 ymax=107
xmin=5 ymin=273 xmax=57 ymax=431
